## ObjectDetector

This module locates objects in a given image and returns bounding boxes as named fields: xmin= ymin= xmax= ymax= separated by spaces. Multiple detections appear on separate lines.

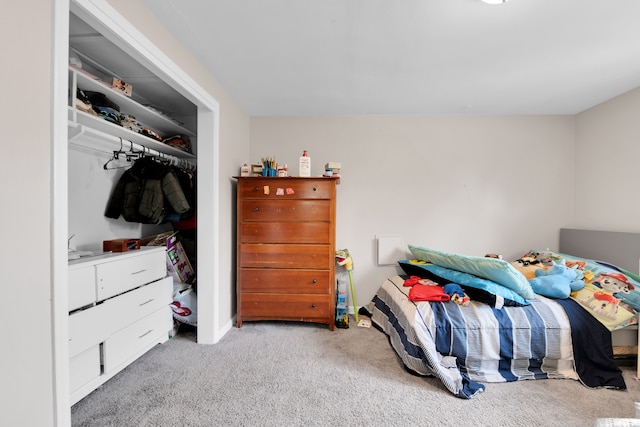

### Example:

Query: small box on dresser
xmin=235 ymin=176 xmax=339 ymax=330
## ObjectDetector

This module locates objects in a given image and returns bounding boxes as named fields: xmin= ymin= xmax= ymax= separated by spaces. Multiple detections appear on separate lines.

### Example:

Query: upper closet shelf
xmin=69 ymin=66 xmax=196 ymax=157
xmin=68 ymin=118 xmax=197 ymax=172
xmin=68 ymin=107 xmax=195 ymax=161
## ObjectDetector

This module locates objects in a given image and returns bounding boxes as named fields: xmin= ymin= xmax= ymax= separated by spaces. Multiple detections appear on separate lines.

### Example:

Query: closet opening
xmin=68 ymin=8 xmax=201 ymax=339
xmin=55 ymin=1 xmax=220 ymax=422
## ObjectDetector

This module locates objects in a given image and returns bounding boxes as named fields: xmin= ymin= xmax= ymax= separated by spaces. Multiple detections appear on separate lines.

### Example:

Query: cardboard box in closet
xmin=142 ymin=231 xmax=195 ymax=284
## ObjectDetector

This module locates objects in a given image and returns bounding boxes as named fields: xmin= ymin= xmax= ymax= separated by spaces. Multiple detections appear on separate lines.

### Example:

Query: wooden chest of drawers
xmin=235 ymin=177 xmax=338 ymax=330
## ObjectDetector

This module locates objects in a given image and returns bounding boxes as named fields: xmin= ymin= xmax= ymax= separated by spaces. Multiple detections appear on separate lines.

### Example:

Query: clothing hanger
xmin=103 ymin=138 xmax=129 ymax=170
xmin=125 ymin=142 xmax=144 ymax=162
xmin=103 ymin=138 xmax=195 ymax=172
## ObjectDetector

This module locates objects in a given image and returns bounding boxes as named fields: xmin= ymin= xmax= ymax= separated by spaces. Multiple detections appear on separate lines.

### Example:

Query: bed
xmin=366 ymin=228 xmax=639 ymax=399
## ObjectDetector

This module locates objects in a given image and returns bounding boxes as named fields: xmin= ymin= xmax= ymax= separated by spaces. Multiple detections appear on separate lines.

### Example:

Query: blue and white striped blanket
xmin=370 ymin=275 xmax=625 ymax=398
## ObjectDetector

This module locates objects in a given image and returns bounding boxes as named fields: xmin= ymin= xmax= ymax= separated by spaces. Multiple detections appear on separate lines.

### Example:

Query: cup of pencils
xmin=262 ymin=157 xmax=277 ymax=176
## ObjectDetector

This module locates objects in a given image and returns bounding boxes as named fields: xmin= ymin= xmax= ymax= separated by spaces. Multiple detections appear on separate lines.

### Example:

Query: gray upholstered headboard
xmin=559 ymin=228 xmax=640 ymax=274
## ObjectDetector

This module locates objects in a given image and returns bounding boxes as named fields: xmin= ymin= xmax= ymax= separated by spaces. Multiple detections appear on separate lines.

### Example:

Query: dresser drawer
xmin=69 ymin=345 xmax=100 ymax=393
xmin=240 ymin=199 xmax=331 ymax=222
xmin=107 ymin=277 xmax=172 ymax=334
xmin=69 ymin=265 xmax=96 ymax=311
xmin=240 ymin=244 xmax=332 ymax=269
xmin=240 ymin=221 xmax=330 ymax=244
xmin=69 ymin=302 xmax=112 ymax=358
xmin=69 ymin=276 xmax=170 ymax=357
xmin=239 ymin=179 xmax=335 ymax=199
xmin=96 ymin=250 xmax=166 ymax=301
xmin=240 ymin=294 xmax=333 ymax=321
xmin=103 ymin=306 xmax=172 ymax=373
xmin=239 ymin=269 xmax=331 ymax=294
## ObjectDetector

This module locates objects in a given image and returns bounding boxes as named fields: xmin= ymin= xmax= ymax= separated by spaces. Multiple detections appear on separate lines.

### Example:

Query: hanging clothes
xmin=105 ymin=157 xmax=191 ymax=224
xmin=164 ymin=166 xmax=196 ymax=224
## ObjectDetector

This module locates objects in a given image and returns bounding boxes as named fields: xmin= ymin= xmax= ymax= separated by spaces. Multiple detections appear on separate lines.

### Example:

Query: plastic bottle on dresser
xmin=299 ymin=150 xmax=311 ymax=177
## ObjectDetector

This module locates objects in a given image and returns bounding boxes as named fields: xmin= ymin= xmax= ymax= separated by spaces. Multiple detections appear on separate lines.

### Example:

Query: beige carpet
xmin=71 ymin=319 xmax=640 ymax=426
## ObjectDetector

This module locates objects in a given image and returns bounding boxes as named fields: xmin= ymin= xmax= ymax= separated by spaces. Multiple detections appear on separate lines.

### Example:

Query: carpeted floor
xmin=71 ymin=319 xmax=640 ymax=427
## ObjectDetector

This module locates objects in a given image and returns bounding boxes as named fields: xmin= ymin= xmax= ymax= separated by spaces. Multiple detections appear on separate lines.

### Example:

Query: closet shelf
xmin=70 ymin=66 xmax=196 ymax=140
xmin=68 ymin=120 xmax=197 ymax=170
xmin=68 ymin=107 xmax=196 ymax=160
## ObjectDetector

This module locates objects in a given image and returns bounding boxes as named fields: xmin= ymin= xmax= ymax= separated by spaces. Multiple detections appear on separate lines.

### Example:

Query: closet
xmin=65 ymin=2 xmax=218 ymax=406
xmin=67 ymin=11 xmax=197 ymax=252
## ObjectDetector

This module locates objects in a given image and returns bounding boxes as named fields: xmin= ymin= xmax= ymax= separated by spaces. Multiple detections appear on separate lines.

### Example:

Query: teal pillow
xmin=408 ymin=245 xmax=536 ymax=300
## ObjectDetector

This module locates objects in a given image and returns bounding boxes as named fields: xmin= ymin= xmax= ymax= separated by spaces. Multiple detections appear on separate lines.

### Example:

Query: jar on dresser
xmin=235 ymin=176 xmax=339 ymax=330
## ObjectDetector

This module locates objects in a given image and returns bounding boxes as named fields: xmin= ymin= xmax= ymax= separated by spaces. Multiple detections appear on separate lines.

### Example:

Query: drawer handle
xmin=312 ymin=279 xmax=317 ymax=284
xmin=253 ymin=207 xmax=259 ymax=212
xmin=139 ymin=298 xmax=154 ymax=306
xmin=139 ymin=329 xmax=154 ymax=339
xmin=313 ymin=186 xmax=318 ymax=191
xmin=311 ymin=303 xmax=316 ymax=308
xmin=253 ymin=186 xmax=259 ymax=192
xmin=131 ymin=269 xmax=147 ymax=275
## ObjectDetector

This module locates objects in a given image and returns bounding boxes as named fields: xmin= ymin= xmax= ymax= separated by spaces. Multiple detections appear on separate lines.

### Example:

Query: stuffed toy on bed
xmin=511 ymin=255 xmax=546 ymax=280
xmin=443 ymin=283 xmax=470 ymax=306
xmin=529 ymin=264 xmax=584 ymax=299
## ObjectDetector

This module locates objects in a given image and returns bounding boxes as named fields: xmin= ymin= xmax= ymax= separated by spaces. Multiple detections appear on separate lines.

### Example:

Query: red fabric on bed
xmin=408 ymin=283 xmax=450 ymax=302
xmin=403 ymin=275 xmax=439 ymax=287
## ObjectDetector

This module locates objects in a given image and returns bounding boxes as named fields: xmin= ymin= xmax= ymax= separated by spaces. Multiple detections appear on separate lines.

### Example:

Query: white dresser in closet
xmin=68 ymin=246 xmax=172 ymax=405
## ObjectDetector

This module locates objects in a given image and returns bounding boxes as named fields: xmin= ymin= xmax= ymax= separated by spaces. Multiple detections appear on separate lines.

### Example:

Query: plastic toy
xmin=335 ymin=249 xmax=358 ymax=323
xmin=443 ymin=283 xmax=470 ymax=306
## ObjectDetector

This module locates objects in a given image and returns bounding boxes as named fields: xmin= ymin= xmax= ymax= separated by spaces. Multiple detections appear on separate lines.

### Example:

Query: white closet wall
xmin=68 ymin=148 xmax=143 ymax=252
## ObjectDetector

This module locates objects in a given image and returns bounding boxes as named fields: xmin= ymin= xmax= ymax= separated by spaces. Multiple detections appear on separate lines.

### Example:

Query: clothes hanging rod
xmin=68 ymin=121 xmax=196 ymax=171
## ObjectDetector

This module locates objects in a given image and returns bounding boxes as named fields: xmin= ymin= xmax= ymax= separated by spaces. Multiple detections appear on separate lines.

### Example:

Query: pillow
xmin=409 ymin=245 xmax=535 ymax=300
xmin=398 ymin=260 xmax=529 ymax=307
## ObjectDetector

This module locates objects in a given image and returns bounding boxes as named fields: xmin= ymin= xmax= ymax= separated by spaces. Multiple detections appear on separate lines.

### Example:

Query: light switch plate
xmin=377 ymin=236 xmax=403 ymax=266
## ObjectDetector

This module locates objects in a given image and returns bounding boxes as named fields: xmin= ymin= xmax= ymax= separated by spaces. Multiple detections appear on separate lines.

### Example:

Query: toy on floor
xmin=335 ymin=271 xmax=349 ymax=328
xmin=335 ymin=249 xmax=359 ymax=325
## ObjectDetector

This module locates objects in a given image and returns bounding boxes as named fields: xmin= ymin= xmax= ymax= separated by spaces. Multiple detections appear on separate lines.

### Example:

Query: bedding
xmin=408 ymin=245 xmax=536 ymax=300
xmin=398 ymin=260 xmax=530 ymax=307
xmin=369 ymin=275 xmax=626 ymax=399
xmin=514 ymin=250 xmax=640 ymax=331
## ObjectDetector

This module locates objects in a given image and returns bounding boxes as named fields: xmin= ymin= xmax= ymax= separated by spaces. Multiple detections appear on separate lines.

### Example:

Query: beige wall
xmin=0 ymin=1 xmax=55 ymax=426
xmin=250 ymin=115 xmax=577 ymax=304
xmin=575 ymin=87 xmax=640 ymax=231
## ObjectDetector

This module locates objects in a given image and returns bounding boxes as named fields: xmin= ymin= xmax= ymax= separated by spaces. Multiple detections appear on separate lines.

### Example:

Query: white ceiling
xmin=143 ymin=0 xmax=640 ymax=116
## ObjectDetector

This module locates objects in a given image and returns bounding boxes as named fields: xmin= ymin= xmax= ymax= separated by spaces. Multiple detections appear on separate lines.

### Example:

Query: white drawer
xmin=69 ymin=345 xmax=100 ymax=393
xmin=96 ymin=250 xmax=166 ymax=301
xmin=103 ymin=306 xmax=172 ymax=373
xmin=68 ymin=265 xmax=96 ymax=311
xmin=68 ymin=303 xmax=111 ymax=358
xmin=107 ymin=277 xmax=172 ymax=334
